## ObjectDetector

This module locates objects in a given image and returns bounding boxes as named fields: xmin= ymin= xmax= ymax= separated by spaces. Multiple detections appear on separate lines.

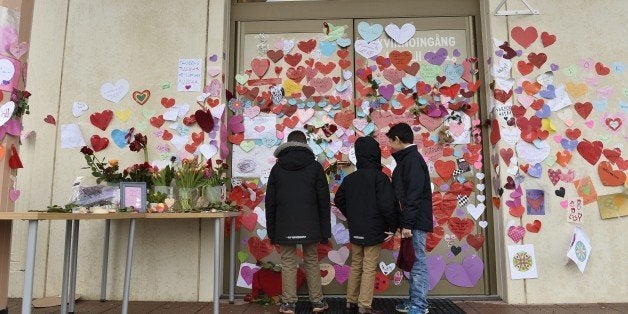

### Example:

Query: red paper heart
xmin=517 ymin=61 xmax=534 ymax=76
xmin=248 ymin=237 xmax=273 ymax=261
xmin=315 ymin=61 xmax=336 ymax=75
xmin=577 ymin=139 xmax=603 ymax=165
xmin=598 ymin=161 xmax=626 ymax=186
xmin=525 ymin=220 xmax=542 ymax=233
xmin=405 ymin=62 xmax=420 ymax=76
xmin=603 ymin=148 xmax=622 ymax=164
xmin=540 ymin=32 xmax=556 ymax=47
xmin=433 ymin=192 xmax=457 ymax=225
xmin=510 ymin=26 xmax=538 ymax=48
xmin=493 ymin=89 xmax=513 ymax=103
xmin=297 ymin=39 xmax=316 ymax=53
xmin=44 ymin=115 xmax=56 ymax=125
xmin=160 ymin=97 xmax=175 ymax=108
xmin=389 ymin=50 xmax=412 ymax=71
xmin=490 ymin=119 xmax=500 ymax=145
xmin=90 ymin=135 xmax=109 ymax=152
xmin=466 ymin=233 xmax=484 ymax=250
xmin=435 ymin=160 xmax=456 ymax=181
xmin=527 ymin=52 xmax=547 ymax=68
xmin=448 ymin=217 xmax=474 ymax=241
xmin=334 ymin=110 xmax=354 ymax=129
xmin=89 ymin=110 xmax=113 ymax=131
xmin=500 ymin=148 xmax=514 ymax=166
xmin=266 ymin=49 xmax=284 ymax=63
xmin=251 ymin=58 xmax=270 ymax=78
xmin=150 ymin=115 xmax=165 ymax=128
xmin=426 ymin=226 xmax=444 ymax=252
xmin=162 ymin=130 xmax=173 ymax=141
xmin=595 ymin=62 xmax=610 ymax=76
xmin=229 ymin=133 xmax=244 ymax=145
xmin=565 ymin=128 xmax=581 ymax=140
xmin=574 ymin=102 xmax=593 ymax=119
xmin=285 ymin=53 xmax=302 ymax=67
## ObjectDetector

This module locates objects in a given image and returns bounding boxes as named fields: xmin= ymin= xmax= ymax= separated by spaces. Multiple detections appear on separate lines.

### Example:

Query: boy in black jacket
xmin=334 ymin=136 xmax=399 ymax=314
xmin=265 ymin=131 xmax=331 ymax=313
xmin=386 ymin=123 xmax=433 ymax=314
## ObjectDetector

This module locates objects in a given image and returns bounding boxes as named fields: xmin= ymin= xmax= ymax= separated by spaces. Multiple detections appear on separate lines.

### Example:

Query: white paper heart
xmin=253 ymin=207 xmax=266 ymax=228
xmin=207 ymin=66 xmax=221 ymax=77
xmin=0 ymin=59 xmax=16 ymax=81
xmin=0 ymin=101 xmax=16 ymax=127
xmin=100 ymin=79 xmax=129 ymax=103
xmin=466 ymin=203 xmax=485 ymax=220
xmin=479 ymin=221 xmax=488 ymax=229
xmin=355 ymin=39 xmax=383 ymax=59
xmin=491 ymin=58 xmax=512 ymax=79
xmin=384 ymin=23 xmax=416 ymax=45
xmin=328 ymin=246 xmax=349 ymax=265
xmin=72 ymin=101 xmax=89 ymax=118
xmin=379 ymin=262 xmax=396 ymax=276
xmin=210 ymin=103 xmax=226 ymax=118
xmin=171 ymin=135 xmax=188 ymax=151
xmin=164 ymin=198 xmax=175 ymax=208
xmin=516 ymin=140 xmax=551 ymax=165
xmin=282 ymin=39 xmax=295 ymax=54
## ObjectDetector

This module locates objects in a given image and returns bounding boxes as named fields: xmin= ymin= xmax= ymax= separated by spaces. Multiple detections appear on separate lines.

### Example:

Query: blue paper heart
xmin=288 ymin=98 xmax=297 ymax=105
xmin=453 ymin=149 xmax=463 ymax=158
xmin=593 ymin=99 xmax=607 ymax=112
xmin=176 ymin=124 xmax=190 ymax=136
xmin=456 ymin=175 xmax=466 ymax=183
xmin=363 ymin=123 xmax=376 ymax=135
xmin=444 ymin=64 xmax=464 ymax=83
xmin=429 ymin=134 xmax=439 ymax=142
xmin=528 ymin=163 xmax=542 ymax=178
xmin=336 ymin=37 xmax=352 ymax=48
xmin=297 ymin=101 xmax=305 ymax=109
xmin=391 ymin=100 xmax=402 ymax=109
xmin=539 ymin=85 xmax=556 ymax=99
xmin=111 ymin=129 xmax=128 ymax=148
xmin=560 ymin=139 xmax=578 ymax=151
xmin=402 ymin=76 xmax=418 ymax=89
xmin=611 ymin=62 xmax=625 ymax=73
xmin=619 ymin=101 xmax=628 ymax=113
xmin=319 ymin=41 xmax=337 ymax=57
xmin=418 ymin=98 xmax=428 ymax=105
xmin=535 ymin=104 xmax=551 ymax=118
xmin=357 ymin=21 xmax=383 ymax=42
xmin=318 ymin=101 xmax=328 ymax=108
xmin=306 ymin=101 xmax=315 ymax=108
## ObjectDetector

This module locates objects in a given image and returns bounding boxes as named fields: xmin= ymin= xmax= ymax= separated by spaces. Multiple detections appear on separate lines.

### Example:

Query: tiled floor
xmin=6 ymin=299 xmax=628 ymax=313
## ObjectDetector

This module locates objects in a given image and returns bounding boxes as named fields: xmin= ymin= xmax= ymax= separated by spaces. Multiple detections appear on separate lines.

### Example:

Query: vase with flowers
xmin=174 ymin=157 xmax=207 ymax=212
xmin=202 ymin=159 xmax=229 ymax=204
xmin=80 ymin=146 xmax=125 ymax=185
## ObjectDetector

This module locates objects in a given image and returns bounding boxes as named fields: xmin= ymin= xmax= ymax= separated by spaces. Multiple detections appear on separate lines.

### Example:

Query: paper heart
xmin=90 ymin=110 xmax=113 ymax=131
xmin=384 ymin=23 xmax=415 ymax=44
xmin=195 ymin=110 xmax=215 ymax=133
xmin=427 ymin=255 xmax=445 ymax=290
xmin=424 ymin=48 xmax=448 ymax=66
xmin=577 ymin=139 xmax=603 ymax=165
xmin=328 ymin=246 xmax=349 ymax=265
xmin=132 ymin=90 xmax=150 ymax=105
xmin=354 ymin=39 xmax=383 ymax=59
xmin=90 ymin=135 xmax=109 ymax=152
xmin=8 ymin=187 xmax=20 ymax=202
xmin=0 ymin=101 xmax=16 ymax=127
xmin=72 ymin=101 xmax=89 ymax=118
xmin=115 ymin=109 xmax=131 ymax=122
xmin=9 ymin=42 xmax=28 ymax=59
xmin=466 ymin=203 xmax=485 ymax=220
xmin=247 ymin=237 xmax=273 ymax=261
xmin=379 ymin=262 xmax=395 ymax=276
xmin=507 ymin=225 xmax=526 ymax=243
xmin=447 ymin=217 xmax=474 ymax=240
xmin=100 ymin=79 xmax=129 ymax=103
xmin=197 ymin=144 xmax=218 ymax=159
xmin=598 ymin=161 xmax=626 ymax=186
xmin=357 ymin=22 xmax=384 ymax=42
xmin=444 ymin=254 xmax=484 ymax=288
xmin=111 ymin=129 xmax=129 ymax=148
xmin=510 ymin=26 xmax=538 ymax=48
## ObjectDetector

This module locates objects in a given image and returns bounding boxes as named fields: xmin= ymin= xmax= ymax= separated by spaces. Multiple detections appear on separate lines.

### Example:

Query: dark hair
xmin=386 ymin=123 xmax=414 ymax=144
xmin=287 ymin=130 xmax=307 ymax=143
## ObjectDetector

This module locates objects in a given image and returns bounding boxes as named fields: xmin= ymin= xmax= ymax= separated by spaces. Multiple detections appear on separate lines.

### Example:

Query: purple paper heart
xmin=241 ymin=265 xmax=259 ymax=285
xmin=332 ymin=223 xmax=350 ymax=244
xmin=369 ymin=65 xmax=378 ymax=71
xmin=539 ymin=85 xmax=556 ymax=99
xmin=2 ymin=80 xmax=9 ymax=85
xmin=228 ymin=115 xmax=245 ymax=133
xmin=456 ymin=207 xmax=465 ymax=216
xmin=378 ymin=57 xmax=391 ymax=68
xmin=209 ymin=54 xmax=218 ymax=62
xmin=424 ymin=48 xmax=448 ymax=66
xmin=528 ymin=163 xmax=542 ymax=178
xmin=516 ymin=50 xmax=523 ymax=57
xmin=550 ymin=63 xmax=559 ymax=71
xmin=510 ymin=186 xmax=523 ymax=198
xmin=440 ymin=184 xmax=450 ymax=192
xmin=495 ymin=50 xmax=504 ymax=57
xmin=535 ymin=104 xmax=551 ymax=118
xmin=333 ymin=265 xmax=350 ymax=284
xmin=514 ymin=86 xmax=523 ymax=94
xmin=445 ymin=254 xmax=484 ymax=288
xmin=378 ymin=84 xmax=395 ymax=101
xmin=427 ymin=254 xmax=445 ymax=291
xmin=453 ymin=49 xmax=461 ymax=57
xmin=560 ymin=139 xmax=578 ymax=151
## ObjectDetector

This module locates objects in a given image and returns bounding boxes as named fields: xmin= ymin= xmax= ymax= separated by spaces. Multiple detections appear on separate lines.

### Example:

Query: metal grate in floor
xmin=294 ymin=297 xmax=465 ymax=313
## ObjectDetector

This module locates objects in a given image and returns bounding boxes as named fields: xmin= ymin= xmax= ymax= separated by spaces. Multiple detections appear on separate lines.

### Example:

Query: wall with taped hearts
xmin=10 ymin=0 xmax=231 ymax=302
xmin=485 ymin=0 xmax=628 ymax=305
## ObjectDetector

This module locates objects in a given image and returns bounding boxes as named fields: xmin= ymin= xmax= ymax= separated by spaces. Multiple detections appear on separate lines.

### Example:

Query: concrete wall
xmin=9 ymin=0 xmax=627 ymax=304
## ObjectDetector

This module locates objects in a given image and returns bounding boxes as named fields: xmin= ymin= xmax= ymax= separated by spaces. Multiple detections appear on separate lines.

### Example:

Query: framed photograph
xmin=120 ymin=182 xmax=147 ymax=212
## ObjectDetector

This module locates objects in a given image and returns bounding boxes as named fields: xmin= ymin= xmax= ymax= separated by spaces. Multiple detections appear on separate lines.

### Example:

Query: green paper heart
xmin=544 ymin=155 xmax=557 ymax=167
xmin=562 ymin=65 xmax=578 ymax=77
xmin=136 ymin=121 xmax=148 ymax=133
xmin=235 ymin=74 xmax=248 ymax=85
xmin=598 ymin=135 xmax=610 ymax=145
xmin=142 ymin=109 xmax=155 ymax=119
xmin=161 ymin=82 xmax=171 ymax=89
xmin=237 ymin=251 xmax=249 ymax=263
xmin=582 ymin=185 xmax=591 ymax=196
xmin=419 ymin=64 xmax=441 ymax=84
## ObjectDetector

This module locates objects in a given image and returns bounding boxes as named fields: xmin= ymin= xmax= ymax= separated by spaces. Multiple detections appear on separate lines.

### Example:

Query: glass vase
xmin=177 ymin=187 xmax=199 ymax=212
xmin=204 ymin=185 xmax=225 ymax=204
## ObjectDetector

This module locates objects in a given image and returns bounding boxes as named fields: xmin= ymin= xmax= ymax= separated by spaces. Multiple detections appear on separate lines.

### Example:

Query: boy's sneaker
xmin=312 ymin=299 xmax=329 ymax=312
xmin=395 ymin=300 xmax=410 ymax=313
xmin=279 ymin=302 xmax=296 ymax=314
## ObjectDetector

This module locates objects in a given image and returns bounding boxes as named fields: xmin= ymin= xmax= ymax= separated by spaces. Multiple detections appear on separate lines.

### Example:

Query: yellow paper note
xmin=598 ymin=193 xmax=628 ymax=219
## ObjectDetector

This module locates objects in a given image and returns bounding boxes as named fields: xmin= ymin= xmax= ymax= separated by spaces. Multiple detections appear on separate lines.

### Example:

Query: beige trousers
xmin=280 ymin=243 xmax=323 ymax=303
xmin=347 ymin=244 xmax=382 ymax=309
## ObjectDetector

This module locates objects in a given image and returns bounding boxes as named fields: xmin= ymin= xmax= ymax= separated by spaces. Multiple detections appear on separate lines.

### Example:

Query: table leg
xmin=213 ymin=218 xmax=222 ymax=314
xmin=68 ymin=221 xmax=80 ymax=313
xmin=100 ymin=219 xmax=111 ymax=302
xmin=21 ymin=220 xmax=38 ymax=314
xmin=60 ymin=221 xmax=72 ymax=314
xmin=228 ymin=217 xmax=236 ymax=304
xmin=122 ymin=219 xmax=136 ymax=314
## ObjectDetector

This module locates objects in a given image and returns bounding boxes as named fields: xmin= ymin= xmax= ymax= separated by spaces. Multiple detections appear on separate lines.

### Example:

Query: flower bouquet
xmin=174 ymin=157 xmax=207 ymax=212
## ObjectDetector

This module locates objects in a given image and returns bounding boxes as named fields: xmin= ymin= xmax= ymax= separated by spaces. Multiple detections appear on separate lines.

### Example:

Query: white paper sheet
xmin=177 ymin=58 xmax=202 ymax=92
xmin=566 ymin=227 xmax=591 ymax=273
xmin=231 ymin=144 xmax=276 ymax=178
xmin=244 ymin=114 xmax=277 ymax=139
xmin=507 ymin=244 xmax=538 ymax=280
xmin=237 ymin=262 xmax=260 ymax=289
xmin=60 ymin=124 xmax=86 ymax=149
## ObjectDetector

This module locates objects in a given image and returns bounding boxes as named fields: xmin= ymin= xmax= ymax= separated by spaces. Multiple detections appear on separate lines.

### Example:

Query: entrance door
xmin=229 ymin=8 xmax=493 ymax=297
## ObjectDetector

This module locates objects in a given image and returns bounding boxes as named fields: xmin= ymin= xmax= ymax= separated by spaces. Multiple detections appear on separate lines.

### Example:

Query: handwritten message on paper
xmin=178 ymin=58 xmax=202 ymax=92
xmin=567 ymin=197 xmax=583 ymax=223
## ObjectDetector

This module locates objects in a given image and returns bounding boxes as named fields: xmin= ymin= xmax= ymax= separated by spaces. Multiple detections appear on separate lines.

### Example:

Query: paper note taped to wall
xmin=60 ymin=124 xmax=86 ymax=149
xmin=177 ymin=58 xmax=202 ymax=92
xmin=597 ymin=193 xmax=628 ymax=219
xmin=237 ymin=262 xmax=260 ymax=289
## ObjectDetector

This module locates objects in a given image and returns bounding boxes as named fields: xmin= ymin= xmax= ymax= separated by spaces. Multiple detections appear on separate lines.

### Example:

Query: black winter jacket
xmin=265 ymin=142 xmax=331 ymax=244
xmin=334 ymin=137 xmax=399 ymax=246
xmin=391 ymin=145 xmax=433 ymax=232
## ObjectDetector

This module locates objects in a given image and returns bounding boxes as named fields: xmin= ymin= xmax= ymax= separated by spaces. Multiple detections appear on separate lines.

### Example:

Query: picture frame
xmin=119 ymin=182 xmax=147 ymax=212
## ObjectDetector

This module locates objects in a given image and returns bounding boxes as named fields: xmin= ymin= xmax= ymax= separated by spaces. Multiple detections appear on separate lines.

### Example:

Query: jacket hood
xmin=274 ymin=142 xmax=315 ymax=170
xmin=355 ymin=137 xmax=382 ymax=170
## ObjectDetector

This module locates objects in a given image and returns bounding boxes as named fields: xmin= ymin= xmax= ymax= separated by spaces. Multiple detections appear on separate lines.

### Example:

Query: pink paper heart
xmin=507 ymin=225 xmax=525 ymax=243
xmin=552 ymin=135 xmax=563 ymax=143
xmin=9 ymin=42 xmax=28 ymax=59
xmin=585 ymin=120 xmax=594 ymax=128
xmin=9 ymin=188 xmax=20 ymax=202
xmin=560 ymin=200 xmax=568 ymax=209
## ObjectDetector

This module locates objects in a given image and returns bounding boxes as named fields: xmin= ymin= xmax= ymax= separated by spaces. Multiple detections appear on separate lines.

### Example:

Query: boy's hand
xmin=384 ymin=232 xmax=394 ymax=242
xmin=401 ymin=228 xmax=412 ymax=238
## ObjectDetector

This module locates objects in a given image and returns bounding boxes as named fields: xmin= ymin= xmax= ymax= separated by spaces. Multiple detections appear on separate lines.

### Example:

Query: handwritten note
xmin=566 ymin=197 xmax=583 ymax=223
xmin=244 ymin=114 xmax=277 ymax=140
xmin=60 ymin=124 xmax=86 ymax=149
xmin=178 ymin=58 xmax=202 ymax=92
